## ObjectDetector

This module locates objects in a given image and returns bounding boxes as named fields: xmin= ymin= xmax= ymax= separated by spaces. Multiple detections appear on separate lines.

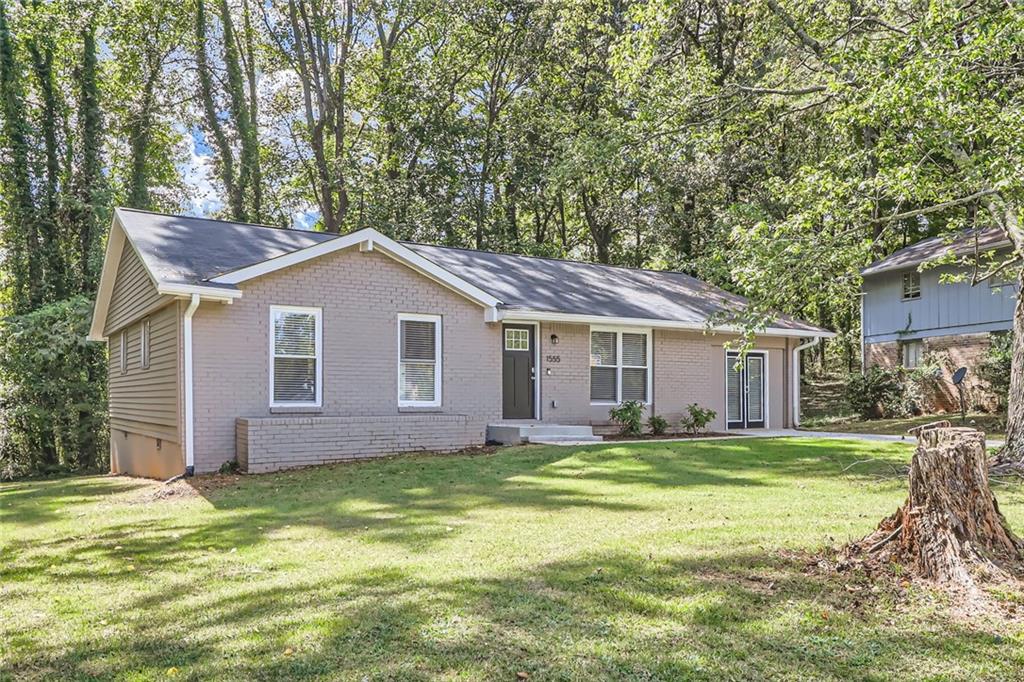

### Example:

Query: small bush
xmin=845 ymin=366 xmax=903 ymax=419
xmin=680 ymin=403 xmax=717 ymax=435
xmin=609 ymin=400 xmax=644 ymax=436
xmin=219 ymin=459 xmax=240 ymax=475
xmin=647 ymin=414 xmax=668 ymax=435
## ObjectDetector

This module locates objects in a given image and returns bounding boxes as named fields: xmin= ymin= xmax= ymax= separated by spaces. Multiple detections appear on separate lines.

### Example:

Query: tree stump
xmin=844 ymin=426 xmax=1023 ymax=591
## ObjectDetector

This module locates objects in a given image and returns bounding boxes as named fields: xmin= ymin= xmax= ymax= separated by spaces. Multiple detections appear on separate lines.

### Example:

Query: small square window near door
xmin=504 ymin=328 xmax=529 ymax=351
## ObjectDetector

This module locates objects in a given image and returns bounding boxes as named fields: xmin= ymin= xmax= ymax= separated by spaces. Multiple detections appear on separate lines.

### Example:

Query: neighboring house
xmin=89 ymin=208 xmax=832 ymax=478
xmin=861 ymin=228 xmax=1016 ymax=411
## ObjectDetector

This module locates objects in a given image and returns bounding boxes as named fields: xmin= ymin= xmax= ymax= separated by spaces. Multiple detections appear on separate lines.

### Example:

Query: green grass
xmin=3 ymin=438 xmax=1023 ymax=680
xmin=801 ymin=413 xmax=1007 ymax=439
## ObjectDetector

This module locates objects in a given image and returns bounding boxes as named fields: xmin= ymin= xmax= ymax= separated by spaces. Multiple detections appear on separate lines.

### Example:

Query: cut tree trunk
xmin=843 ymin=426 xmax=1023 ymax=592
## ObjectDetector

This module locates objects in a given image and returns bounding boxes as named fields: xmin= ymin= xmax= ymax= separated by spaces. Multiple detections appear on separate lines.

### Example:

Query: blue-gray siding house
xmin=861 ymin=228 xmax=1016 ymax=410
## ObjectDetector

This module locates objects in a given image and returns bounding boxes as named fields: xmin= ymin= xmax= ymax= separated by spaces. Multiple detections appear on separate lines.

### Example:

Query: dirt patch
xmin=126 ymin=479 xmax=202 ymax=504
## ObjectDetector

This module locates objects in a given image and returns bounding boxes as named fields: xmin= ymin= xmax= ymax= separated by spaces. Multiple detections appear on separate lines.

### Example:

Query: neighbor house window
xmin=269 ymin=306 xmax=322 ymax=407
xmin=140 ymin=318 xmax=151 ymax=370
xmin=119 ymin=330 xmax=127 ymax=374
xmin=902 ymin=271 xmax=921 ymax=300
xmin=399 ymin=314 xmax=441 ymax=407
xmin=902 ymin=340 xmax=923 ymax=368
xmin=590 ymin=328 xmax=650 ymax=403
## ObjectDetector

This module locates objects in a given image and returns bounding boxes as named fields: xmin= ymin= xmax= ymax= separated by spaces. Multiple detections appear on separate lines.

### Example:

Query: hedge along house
xmin=89 ymin=208 xmax=833 ymax=477
xmin=861 ymin=228 xmax=1017 ymax=412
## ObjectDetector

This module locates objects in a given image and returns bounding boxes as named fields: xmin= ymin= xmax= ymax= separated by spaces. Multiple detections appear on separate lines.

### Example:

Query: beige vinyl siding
xmin=107 ymin=302 xmax=180 ymax=443
xmin=104 ymin=242 xmax=164 ymax=335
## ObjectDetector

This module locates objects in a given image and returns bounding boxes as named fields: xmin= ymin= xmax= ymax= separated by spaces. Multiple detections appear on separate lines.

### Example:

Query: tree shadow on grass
xmin=3 ymin=438 xmax=912 ymax=583
xmin=0 ymin=475 xmax=151 ymax=527
xmin=8 ymin=549 xmax=1016 ymax=680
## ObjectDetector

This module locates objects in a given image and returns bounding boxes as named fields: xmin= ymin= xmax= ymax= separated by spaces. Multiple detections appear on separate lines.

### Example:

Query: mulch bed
xmin=601 ymin=431 xmax=730 ymax=441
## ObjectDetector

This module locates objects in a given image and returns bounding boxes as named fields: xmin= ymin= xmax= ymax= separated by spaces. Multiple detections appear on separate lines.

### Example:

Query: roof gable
xmin=862 ymin=228 xmax=1010 ymax=277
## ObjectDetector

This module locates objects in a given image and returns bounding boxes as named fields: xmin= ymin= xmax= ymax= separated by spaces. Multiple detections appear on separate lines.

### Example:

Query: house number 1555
xmin=545 ymin=355 xmax=561 ymax=363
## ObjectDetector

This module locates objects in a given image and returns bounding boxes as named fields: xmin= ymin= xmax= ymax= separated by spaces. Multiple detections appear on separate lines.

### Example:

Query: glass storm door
xmin=726 ymin=351 xmax=766 ymax=429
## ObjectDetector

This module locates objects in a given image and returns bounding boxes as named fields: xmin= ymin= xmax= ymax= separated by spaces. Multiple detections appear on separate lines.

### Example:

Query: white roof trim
xmin=209 ymin=227 xmax=503 ymax=309
xmin=156 ymin=283 xmax=241 ymax=302
xmin=88 ymin=216 xmax=129 ymax=341
xmin=497 ymin=310 xmax=835 ymax=338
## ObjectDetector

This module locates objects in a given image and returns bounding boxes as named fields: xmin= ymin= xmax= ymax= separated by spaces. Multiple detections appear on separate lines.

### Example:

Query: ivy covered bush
xmin=0 ymin=296 xmax=108 ymax=479
xmin=978 ymin=332 xmax=1012 ymax=411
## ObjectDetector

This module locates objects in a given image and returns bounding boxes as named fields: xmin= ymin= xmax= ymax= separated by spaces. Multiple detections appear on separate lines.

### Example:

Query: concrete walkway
xmin=533 ymin=428 xmax=1005 ymax=449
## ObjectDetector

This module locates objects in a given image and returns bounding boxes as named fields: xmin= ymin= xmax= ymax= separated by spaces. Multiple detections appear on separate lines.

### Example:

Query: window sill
xmin=398 ymin=406 xmax=444 ymax=413
xmin=270 ymin=405 xmax=324 ymax=415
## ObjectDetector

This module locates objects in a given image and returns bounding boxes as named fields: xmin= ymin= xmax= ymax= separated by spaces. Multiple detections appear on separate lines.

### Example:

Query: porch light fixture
xmin=550 ymin=334 xmax=559 ymax=345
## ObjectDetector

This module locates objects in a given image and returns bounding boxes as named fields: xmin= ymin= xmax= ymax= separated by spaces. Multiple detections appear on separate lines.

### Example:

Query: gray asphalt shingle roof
xmin=861 ymin=227 xmax=1010 ymax=276
xmin=115 ymin=207 xmax=828 ymax=335
xmin=404 ymin=242 xmax=823 ymax=333
xmin=118 ymin=208 xmax=334 ymax=286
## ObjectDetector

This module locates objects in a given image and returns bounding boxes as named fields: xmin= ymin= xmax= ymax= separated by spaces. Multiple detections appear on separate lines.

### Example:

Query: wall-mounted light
xmin=550 ymin=334 xmax=559 ymax=345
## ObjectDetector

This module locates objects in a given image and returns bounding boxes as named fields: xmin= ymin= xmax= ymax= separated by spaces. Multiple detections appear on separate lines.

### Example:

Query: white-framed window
xmin=590 ymin=327 xmax=651 ymax=404
xmin=269 ymin=305 xmax=322 ymax=407
xmin=398 ymin=313 xmax=441 ymax=407
xmin=119 ymin=330 xmax=127 ymax=374
xmin=902 ymin=340 xmax=923 ymax=369
xmin=504 ymin=328 xmax=529 ymax=351
xmin=140 ymin=318 xmax=151 ymax=370
xmin=902 ymin=271 xmax=921 ymax=300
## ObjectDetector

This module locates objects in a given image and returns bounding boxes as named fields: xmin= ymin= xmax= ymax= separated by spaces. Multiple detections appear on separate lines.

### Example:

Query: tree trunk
xmin=844 ymin=426 xmax=1023 ymax=592
xmin=999 ymin=265 xmax=1024 ymax=463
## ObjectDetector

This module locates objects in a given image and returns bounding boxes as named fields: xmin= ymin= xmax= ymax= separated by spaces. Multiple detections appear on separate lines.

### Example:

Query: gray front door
xmin=502 ymin=325 xmax=535 ymax=419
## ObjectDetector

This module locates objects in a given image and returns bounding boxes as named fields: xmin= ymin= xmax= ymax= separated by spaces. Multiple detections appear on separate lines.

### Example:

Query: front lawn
xmin=3 ymin=438 xmax=1023 ymax=680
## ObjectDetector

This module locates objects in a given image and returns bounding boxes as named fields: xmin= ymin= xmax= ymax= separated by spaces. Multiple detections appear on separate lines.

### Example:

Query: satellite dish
xmin=952 ymin=367 xmax=968 ymax=385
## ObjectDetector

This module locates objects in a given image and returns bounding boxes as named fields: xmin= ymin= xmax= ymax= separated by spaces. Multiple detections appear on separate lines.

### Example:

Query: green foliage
xmin=647 ymin=414 xmax=668 ymax=436
xmin=844 ymin=363 xmax=941 ymax=421
xmin=979 ymin=332 xmax=1013 ymax=411
xmin=609 ymin=400 xmax=644 ymax=436
xmin=679 ymin=404 xmax=717 ymax=435
xmin=845 ymin=367 xmax=902 ymax=420
xmin=0 ymin=296 xmax=107 ymax=479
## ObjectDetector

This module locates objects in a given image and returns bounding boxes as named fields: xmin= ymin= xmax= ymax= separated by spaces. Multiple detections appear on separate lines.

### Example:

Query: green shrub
xmin=978 ymin=332 xmax=1012 ymax=410
xmin=0 ymin=296 xmax=108 ymax=480
xmin=609 ymin=400 xmax=644 ymax=436
xmin=647 ymin=414 xmax=668 ymax=435
xmin=845 ymin=366 xmax=905 ymax=419
xmin=679 ymin=403 xmax=717 ymax=435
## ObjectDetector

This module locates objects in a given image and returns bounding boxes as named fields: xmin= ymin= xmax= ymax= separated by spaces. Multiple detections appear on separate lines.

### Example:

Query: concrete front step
xmin=487 ymin=423 xmax=600 ymax=445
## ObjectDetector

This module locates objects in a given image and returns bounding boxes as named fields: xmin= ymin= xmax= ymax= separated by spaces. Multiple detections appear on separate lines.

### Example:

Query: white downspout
xmin=791 ymin=336 xmax=821 ymax=428
xmin=183 ymin=294 xmax=200 ymax=476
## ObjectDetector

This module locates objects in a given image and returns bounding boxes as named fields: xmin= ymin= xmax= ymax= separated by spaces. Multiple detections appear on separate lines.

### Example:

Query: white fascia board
xmin=497 ymin=309 xmax=836 ymax=338
xmin=87 ymin=216 xmax=126 ymax=341
xmin=157 ymin=283 xmax=242 ymax=302
xmin=209 ymin=226 xmax=503 ymax=310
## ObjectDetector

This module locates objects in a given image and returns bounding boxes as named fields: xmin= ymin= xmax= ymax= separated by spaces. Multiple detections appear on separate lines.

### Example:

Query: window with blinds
xmin=399 ymin=314 xmax=441 ymax=406
xmin=590 ymin=329 xmax=649 ymax=403
xmin=270 ymin=306 xmax=321 ymax=406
